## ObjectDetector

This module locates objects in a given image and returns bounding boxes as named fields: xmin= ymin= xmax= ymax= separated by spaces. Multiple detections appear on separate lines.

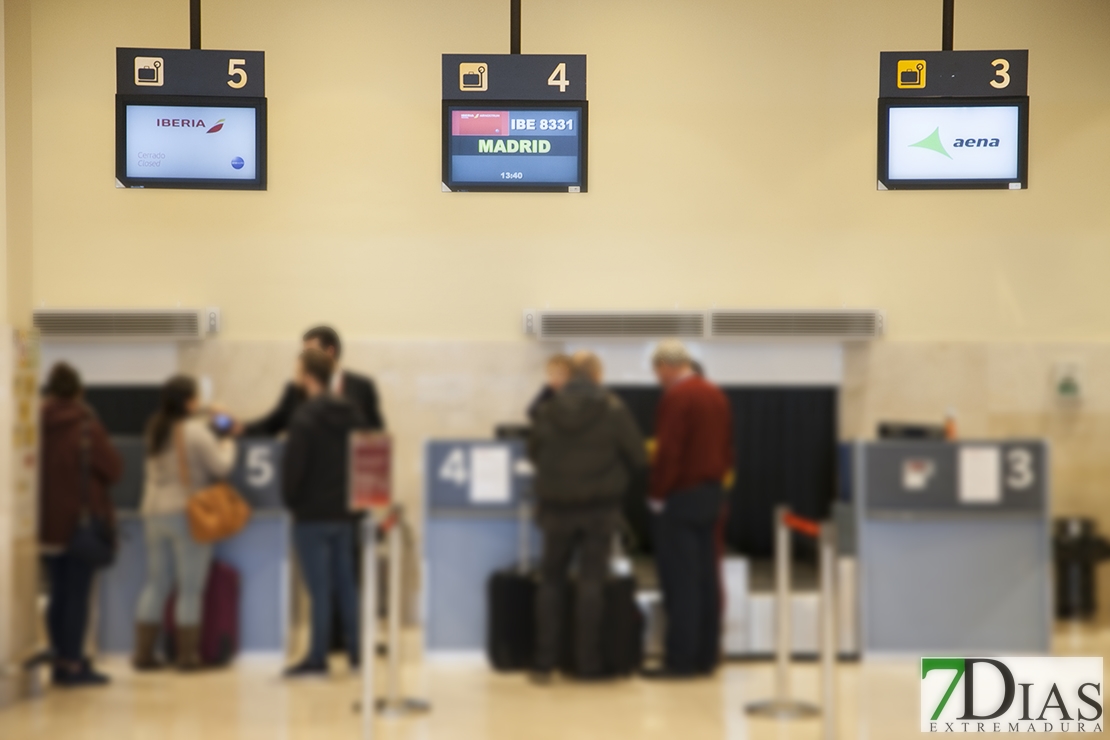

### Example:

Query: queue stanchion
xmin=348 ymin=432 xmax=393 ymax=738
xmin=746 ymin=506 xmax=820 ymax=719
xmin=360 ymin=514 xmax=378 ymax=740
xmin=819 ymin=521 xmax=838 ymax=740
xmin=376 ymin=504 xmax=431 ymax=717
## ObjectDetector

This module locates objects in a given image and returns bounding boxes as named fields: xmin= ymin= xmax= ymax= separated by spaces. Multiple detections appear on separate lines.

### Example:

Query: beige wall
xmin=1 ymin=0 xmax=40 ymax=706
xmin=4 ymin=0 xmax=28 ymax=327
xmin=21 ymin=0 xmax=1110 ymax=341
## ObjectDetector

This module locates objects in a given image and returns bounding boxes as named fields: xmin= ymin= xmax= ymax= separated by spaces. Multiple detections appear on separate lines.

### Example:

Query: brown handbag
xmin=176 ymin=425 xmax=252 ymax=544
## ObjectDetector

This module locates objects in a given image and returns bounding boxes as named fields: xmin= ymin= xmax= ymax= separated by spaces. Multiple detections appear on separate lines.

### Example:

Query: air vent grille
xmin=538 ymin=312 xmax=705 ymax=339
xmin=709 ymin=310 xmax=883 ymax=339
xmin=33 ymin=310 xmax=204 ymax=339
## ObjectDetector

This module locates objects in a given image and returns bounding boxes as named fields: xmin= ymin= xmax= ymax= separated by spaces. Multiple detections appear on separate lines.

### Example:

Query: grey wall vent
xmin=529 ymin=311 xmax=706 ymax=339
xmin=709 ymin=310 xmax=884 ymax=339
xmin=33 ymin=309 xmax=214 ymax=340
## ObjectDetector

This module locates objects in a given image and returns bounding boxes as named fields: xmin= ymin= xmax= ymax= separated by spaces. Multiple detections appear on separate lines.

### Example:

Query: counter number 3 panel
xmin=442 ymin=54 xmax=587 ymax=193
xmin=115 ymin=48 xmax=267 ymax=190
xmin=877 ymin=50 xmax=1029 ymax=191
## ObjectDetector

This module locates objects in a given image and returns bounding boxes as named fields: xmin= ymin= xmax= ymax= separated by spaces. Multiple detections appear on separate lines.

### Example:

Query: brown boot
xmin=132 ymin=623 xmax=163 ymax=671
xmin=176 ymin=626 xmax=203 ymax=671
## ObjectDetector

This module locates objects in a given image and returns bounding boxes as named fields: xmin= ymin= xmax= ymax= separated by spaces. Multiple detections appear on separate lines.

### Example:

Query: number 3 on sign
xmin=1006 ymin=447 xmax=1034 ymax=490
xmin=228 ymin=58 xmax=247 ymax=89
xmin=548 ymin=62 xmax=569 ymax=93
xmin=990 ymin=58 xmax=1010 ymax=89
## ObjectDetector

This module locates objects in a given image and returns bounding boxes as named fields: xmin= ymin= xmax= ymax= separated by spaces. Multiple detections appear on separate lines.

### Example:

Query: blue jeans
xmin=294 ymin=521 xmax=360 ymax=664
xmin=136 ymin=512 xmax=213 ymax=627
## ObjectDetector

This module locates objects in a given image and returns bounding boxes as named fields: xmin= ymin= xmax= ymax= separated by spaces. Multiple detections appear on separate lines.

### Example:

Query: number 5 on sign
xmin=228 ymin=58 xmax=247 ymax=89
xmin=548 ymin=62 xmax=569 ymax=93
xmin=246 ymin=445 xmax=274 ymax=487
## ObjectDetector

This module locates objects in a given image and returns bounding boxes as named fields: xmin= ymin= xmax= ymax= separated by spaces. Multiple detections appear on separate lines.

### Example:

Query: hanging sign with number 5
xmin=117 ymin=48 xmax=265 ymax=97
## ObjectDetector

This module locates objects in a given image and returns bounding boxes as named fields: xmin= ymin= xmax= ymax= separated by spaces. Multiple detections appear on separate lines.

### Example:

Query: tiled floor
xmin=0 ymin=626 xmax=1106 ymax=739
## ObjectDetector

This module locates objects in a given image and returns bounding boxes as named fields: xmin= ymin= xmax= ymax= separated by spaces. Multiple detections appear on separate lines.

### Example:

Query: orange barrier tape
xmin=783 ymin=512 xmax=820 ymax=539
xmin=379 ymin=510 xmax=400 ymax=532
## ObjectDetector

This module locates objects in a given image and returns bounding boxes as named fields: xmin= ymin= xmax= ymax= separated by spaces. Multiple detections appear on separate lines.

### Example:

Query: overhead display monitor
xmin=877 ymin=96 xmax=1028 ymax=190
xmin=115 ymin=95 xmax=267 ymax=190
xmin=442 ymin=101 xmax=587 ymax=192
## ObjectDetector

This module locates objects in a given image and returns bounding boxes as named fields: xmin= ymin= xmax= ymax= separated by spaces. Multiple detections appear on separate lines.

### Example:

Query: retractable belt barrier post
xmin=360 ymin=516 xmax=378 ymax=740
xmin=819 ymin=520 xmax=838 ymax=740
xmin=376 ymin=505 xmax=431 ymax=717
xmin=745 ymin=505 xmax=836 ymax=734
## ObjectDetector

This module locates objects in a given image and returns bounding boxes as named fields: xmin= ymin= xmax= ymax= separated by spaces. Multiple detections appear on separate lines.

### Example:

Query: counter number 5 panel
xmin=116 ymin=48 xmax=267 ymax=190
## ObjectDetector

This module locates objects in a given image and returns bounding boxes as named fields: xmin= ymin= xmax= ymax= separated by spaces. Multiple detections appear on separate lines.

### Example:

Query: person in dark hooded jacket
xmin=527 ymin=351 xmax=646 ymax=682
xmin=281 ymin=348 xmax=367 ymax=678
xmin=39 ymin=362 xmax=123 ymax=687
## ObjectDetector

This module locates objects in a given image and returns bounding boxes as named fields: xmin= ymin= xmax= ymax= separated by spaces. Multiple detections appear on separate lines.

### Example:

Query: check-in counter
xmin=855 ymin=440 xmax=1051 ymax=657
xmin=97 ymin=438 xmax=290 ymax=653
xmin=423 ymin=439 xmax=538 ymax=656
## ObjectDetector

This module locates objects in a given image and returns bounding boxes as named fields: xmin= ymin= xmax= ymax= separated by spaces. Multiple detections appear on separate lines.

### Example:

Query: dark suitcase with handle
xmin=487 ymin=569 xmax=537 ymax=670
xmin=561 ymin=533 xmax=644 ymax=677
xmin=486 ymin=501 xmax=537 ymax=671
xmin=561 ymin=575 xmax=643 ymax=677
xmin=164 ymin=560 xmax=240 ymax=666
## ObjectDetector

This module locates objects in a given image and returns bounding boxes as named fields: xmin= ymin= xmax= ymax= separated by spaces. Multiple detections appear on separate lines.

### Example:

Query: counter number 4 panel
xmin=442 ymin=54 xmax=587 ymax=193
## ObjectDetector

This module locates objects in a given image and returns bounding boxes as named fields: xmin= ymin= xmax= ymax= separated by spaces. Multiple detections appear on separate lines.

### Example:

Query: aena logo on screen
xmin=910 ymin=127 xmax=1001 ymax=159
xmin=154 ymin=118 xmax=226 ymax=134
xmin=921 ymin=657 xmax=1103 ymax=733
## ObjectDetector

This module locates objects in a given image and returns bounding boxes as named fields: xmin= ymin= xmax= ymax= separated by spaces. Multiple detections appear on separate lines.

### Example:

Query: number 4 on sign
xmin=439 ymin=448 xmax=468 ymax=486
xmin=548 ymin=62 xmax=569 ymax=93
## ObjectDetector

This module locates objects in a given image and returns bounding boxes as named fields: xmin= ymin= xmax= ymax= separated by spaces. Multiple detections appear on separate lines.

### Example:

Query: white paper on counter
xmin=469 ymin=446 xmax=511 ymax=504
xmin=959 ymin=446 xmax=1002 ymax=504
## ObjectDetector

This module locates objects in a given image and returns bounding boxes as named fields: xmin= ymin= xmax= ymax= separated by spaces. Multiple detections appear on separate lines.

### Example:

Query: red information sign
xmin=349 ymin=432 xmax=392 ymax=511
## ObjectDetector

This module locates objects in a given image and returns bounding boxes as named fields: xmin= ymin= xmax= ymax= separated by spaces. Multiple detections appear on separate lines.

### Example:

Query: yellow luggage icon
xmin=896 ymin=60 xmax=926 ymax=89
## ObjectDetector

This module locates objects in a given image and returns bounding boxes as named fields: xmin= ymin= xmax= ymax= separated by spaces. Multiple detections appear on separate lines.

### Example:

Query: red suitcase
xmin=164 ymin=560 xmax=241 ymax=666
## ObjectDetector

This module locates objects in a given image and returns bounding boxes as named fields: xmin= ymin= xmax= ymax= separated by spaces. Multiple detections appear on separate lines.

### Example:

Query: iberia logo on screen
xmin=921 ymin=657 xmax=1103 ymax=733
xmin=154 ymin=117 xmax=225 ymax=133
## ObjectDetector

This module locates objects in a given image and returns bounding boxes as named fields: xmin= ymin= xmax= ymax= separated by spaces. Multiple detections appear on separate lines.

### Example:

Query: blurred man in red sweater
xmin=645 ymin=340 xmax=732 ymax=678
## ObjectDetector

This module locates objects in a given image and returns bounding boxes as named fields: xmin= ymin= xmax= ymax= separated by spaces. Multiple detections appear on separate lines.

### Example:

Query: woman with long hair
xmin=132 ymin=375 xmax=236 ymax=670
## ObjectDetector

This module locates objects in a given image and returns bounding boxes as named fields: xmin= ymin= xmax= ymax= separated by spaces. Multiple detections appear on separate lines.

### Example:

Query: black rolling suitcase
xmin=562 ymin=574 xmax=643 ymax=677
xmin=486 ymin=501 xmax=536 ymax=671
xmin=561 ymin=533 xmax=644 ymax=678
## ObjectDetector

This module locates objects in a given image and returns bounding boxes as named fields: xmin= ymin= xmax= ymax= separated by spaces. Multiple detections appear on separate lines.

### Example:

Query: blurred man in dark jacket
xmin=281 ymin=348 xmax=366 ymax=678
xmin=241 ymin=325 xmax=384 ymax=436
xmin=528 ymin=352 xmax=646 ymax=682
xmin=526 ymin=353 xmax=571 ymax=422
xmin=39 ymin=362 xmax=123 ymax=686
xmin=646 ymin=340 xmax=732 ymax=679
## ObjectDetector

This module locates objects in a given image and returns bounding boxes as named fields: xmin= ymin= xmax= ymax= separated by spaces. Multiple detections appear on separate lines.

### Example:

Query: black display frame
xmin=441 ymin=99 xmax=588 ymax=193
xmin=115 ymin=94 xmax=268 ymax=190
xmin=877 ymin=95 xmax=1029 ymax=191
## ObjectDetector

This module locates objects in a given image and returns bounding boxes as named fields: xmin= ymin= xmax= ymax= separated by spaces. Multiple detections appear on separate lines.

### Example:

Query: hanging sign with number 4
xmin=442 ymin=54 xmax=586 ymax=101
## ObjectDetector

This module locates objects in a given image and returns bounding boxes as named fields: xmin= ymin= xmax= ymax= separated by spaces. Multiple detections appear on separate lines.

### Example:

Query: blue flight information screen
xmin=445 ymin=106 xmax=585 ymax=191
